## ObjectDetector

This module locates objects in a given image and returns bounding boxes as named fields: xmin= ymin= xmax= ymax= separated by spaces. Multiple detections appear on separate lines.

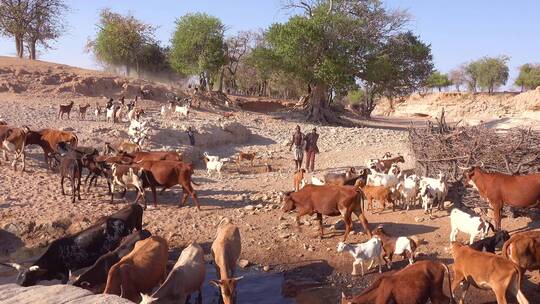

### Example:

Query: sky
xmin=1 ymin=0 xmax=539 ymax=90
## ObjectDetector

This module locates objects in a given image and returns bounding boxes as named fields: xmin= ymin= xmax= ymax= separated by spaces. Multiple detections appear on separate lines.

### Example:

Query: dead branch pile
xmin=409 ymin=110 xmax=540 ymax=211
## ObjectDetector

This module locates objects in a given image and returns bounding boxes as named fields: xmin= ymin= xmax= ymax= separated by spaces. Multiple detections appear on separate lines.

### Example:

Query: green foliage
xmin=169 ymin=13 xmax=225 ymax=89
xmin=426 ymin=71 xmax=451 ymax=92
xmin=515 ymin=64 xmax=540 ymax=91
xmin=90 ymin=9 xmax=156 ymax=74
xmin=345 ymin=89 xmax=365 ymax=104
xmin=465 ymin=56 xmax=509 ymax=93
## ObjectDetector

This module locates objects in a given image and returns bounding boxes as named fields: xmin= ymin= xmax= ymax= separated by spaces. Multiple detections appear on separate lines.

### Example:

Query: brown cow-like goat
xmin=103 ymin=236 xmax=168 ymax=303
xmin=281 ymin=184 xmax=371 ymax=241
xmin=451 ymin=241 xmax=528 ymax=304
xmin=377 ymin=155 xmax=405 ymax=173
xmin=461 ymin=166 xmax=540 ymax=230
xmin=341 ymin=260 xmax=453 ymax=304
xmin=0 ymin=125 xmax=29 ymax=171
xmin=118 ymin=151 xmax=182 ymax=163
xmin=26 ymin=128 xmax=78 ymax=169
xmin=503 ymin=230 xmax=540 ymax=277
xmin=136 ymin=160 xmax=201 ymax=210
xmin=210 ymin=218 xmax=243 ymax=304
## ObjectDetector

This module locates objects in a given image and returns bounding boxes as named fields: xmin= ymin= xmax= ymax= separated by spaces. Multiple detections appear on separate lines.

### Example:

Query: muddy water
xmin=202 ymin=264 xmax=339 ymax=304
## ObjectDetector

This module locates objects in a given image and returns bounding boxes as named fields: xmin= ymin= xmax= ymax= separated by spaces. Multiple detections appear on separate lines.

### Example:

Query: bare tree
xmin=222 ymin=31 xmax=255 ymax=92
xmin=449 ymin=66 xmax=466 ymax=92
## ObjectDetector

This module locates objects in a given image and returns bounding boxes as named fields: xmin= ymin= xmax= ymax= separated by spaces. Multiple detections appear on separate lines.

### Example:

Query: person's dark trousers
xmin=305 ymin=150 xmax=316 ymax=172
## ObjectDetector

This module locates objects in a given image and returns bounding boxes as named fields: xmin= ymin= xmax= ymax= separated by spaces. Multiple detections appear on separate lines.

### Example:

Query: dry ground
xmin=0 ymin=92 xmax=539 ymax=302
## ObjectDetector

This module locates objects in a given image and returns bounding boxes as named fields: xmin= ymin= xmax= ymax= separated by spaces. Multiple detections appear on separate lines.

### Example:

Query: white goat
xmin=397 ymin=174 xmax=421 ymax=210
xmin=106 ymin=107 xmax=116 ymax=123
xmin=367 ymin=169 xmax=399 ymax=189
xmin=203 ymin=152 xmax=220 ymax=162
xmin=205 ymin=159 xmax=224 ymax=178
xmin=175 ymin=104 xmax=190 ymax=117
xmin=419 ymin=172 xmax=448 ymax=210
xmin=337 ymin=237 xmax=385 ymax=276
xmin=450 ymin=208 xmax=494 ymax=244
xmin=311 ymin=176 xmax=325 ymax=185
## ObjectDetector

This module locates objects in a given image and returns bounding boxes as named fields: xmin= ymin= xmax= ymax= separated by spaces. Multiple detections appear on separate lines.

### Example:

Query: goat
xmin=372 ymin=226 xmax=417 ymax=268
xmin=450 ymin=208 xmax=494 ymax=244
xmin=79 ymin=103 xmax=90 ymax=120
xmin=470 ymin=230 xmax=510 ymax=253
xmin=58 ymin=101 xmax=74 ymax=119
xmin=337 ymin=238 xmax=385 ymax=276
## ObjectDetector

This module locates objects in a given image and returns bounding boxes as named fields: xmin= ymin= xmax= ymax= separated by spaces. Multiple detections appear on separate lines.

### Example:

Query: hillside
xmin=0 ymin=56 xmax=179 ymax=101
xmin=374 ymin=91 xmax=540 ymax=129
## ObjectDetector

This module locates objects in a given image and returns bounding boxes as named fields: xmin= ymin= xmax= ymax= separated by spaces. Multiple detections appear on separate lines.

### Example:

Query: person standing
xmin=304 ymin=128 xmax=319 ymax=173
xmin=289 ymin=125 xmax=305 ymax=171
xmin=186 ymin=127 xmax=195 ymax=146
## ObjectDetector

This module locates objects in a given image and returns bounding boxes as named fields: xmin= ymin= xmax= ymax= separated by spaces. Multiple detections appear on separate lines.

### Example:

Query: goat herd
xmin=285 ymin=151 xmax=540 ymax=304
xmin=1 ymin=99 xmax=540 ymax=304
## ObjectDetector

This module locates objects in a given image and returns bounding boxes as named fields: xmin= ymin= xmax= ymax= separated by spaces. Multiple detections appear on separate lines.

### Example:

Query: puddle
xmin=1 ymin=247 xmax=340 ymax=303
xmin=202 ymin=263 xmax=339 ymax=304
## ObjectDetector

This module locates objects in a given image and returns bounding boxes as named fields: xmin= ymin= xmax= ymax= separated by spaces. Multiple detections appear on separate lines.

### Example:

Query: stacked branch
xmin=409 ymin=110 xmax=540 ymax=211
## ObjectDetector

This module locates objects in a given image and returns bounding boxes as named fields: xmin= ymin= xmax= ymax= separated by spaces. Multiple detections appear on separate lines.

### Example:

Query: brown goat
xmin=58 ymin=101 xmax=74 ymax=119
xmin=293 ymin=169 xmax=306 ymax=192
xmin=359 ymin=183 xmax=395 ymax=213
xmin=104 ymin=236 xmax=168 ymax=303
xmin=79 ymin=103 xmax=91 ymax=120
xmin=503 ymin=230 xmax=540 ymax=277
xmin=372 ymin=226 xmax=417 ymax=268
xmin=341 ymin=260 xmax=453 ymax=304
xmin=237 ymin=151 xmax=256 ymax=167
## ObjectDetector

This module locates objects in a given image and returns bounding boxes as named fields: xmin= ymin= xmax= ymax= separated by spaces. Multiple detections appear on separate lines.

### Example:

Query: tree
xmin=24 ymin=0 xmax=67 ymax=59
xmin=265 ymin=0 xmax=432 ymax=123
xmin=426 ymin=71 xmax=451 ymax=92
xmin=358 ymin=32 xmax=433 ymax=116
xmin=169 ymin=13 xmax=226 ymax=91
xmin=477 ymin=56 xmax=509 ymax=93
xmin=515 ymin=64 xmax=540 ymax=92
xmin=449 ymin=67 xmax=466 ymax=92
xmin=88 ymin=9 xmax=156 ymax=76
xmin=465 ymin=56 xmax=509 ymax=93
xmin=223 ymin=31 xmax=254 ymax=93
xmin=0 ymin=0 xmax=67 ymax=59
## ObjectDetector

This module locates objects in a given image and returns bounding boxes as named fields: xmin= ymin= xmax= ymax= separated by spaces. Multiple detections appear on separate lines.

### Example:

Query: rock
xmin=263 ymin=265 xmax=271 ymax=272
xmin=278 ymin=223 xmax=289 ymax=230
xmin=244 ymin=205 xmax=255 ymax=211
xmin=279 ymin=233 xmax=291 ymax=239
xmin=62 ymin=127 xmax=76 ymax=132
xmin=52 ymin=218 xmax=72 ymax=231
xmin=255 ymin=204 xmax=264 ymax=209
xmin=238 ymin=259 xmax=250 ymax=268
xmin=414 ymin=217 xmax=424 ymax=223
xmin=0 ymin=283 xmax=132 ymax=303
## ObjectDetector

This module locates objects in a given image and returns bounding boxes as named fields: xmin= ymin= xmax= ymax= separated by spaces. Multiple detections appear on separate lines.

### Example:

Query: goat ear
xmin=233 ymin=276 xmax=244 ymax=282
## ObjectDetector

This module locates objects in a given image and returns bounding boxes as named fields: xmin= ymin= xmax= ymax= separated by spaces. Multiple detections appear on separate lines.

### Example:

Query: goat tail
xmin=502 ymin=239 xmax=512 ymax=259
xmin=442 ymin=262 xmax=455 ymax=303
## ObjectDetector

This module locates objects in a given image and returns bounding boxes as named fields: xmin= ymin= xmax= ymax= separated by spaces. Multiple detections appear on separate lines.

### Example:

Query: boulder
xmin=0 ymin=284 xmax=132 ymax=304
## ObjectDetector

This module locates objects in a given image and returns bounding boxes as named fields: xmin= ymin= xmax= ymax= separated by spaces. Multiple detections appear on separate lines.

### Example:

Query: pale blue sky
xmin=1 ymin=0 xmax=538 ymax=90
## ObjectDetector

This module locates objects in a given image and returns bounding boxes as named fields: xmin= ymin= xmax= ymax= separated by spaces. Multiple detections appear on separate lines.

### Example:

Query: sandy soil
xmin=0 ymin=59 xmax=539 ymax=303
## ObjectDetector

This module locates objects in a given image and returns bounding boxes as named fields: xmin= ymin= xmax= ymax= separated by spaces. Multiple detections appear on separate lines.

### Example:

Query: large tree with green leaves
xmin=465 ymin=56 xmax=509 ymax=93
xmin=88 ymin=9 xmax=156 ymax=76
xmin=426 ymin=71 xmax=451 ymax=92
xmin=515 ymin=64 xmax=540 ymax=92
xmin=265 ymin=0 xmax=433 ymax=123
xmin=169 ymin=13 xmax=226 ymax=91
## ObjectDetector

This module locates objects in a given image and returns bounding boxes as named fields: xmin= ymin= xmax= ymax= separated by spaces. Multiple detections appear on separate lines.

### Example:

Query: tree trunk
xmin=126 ymin=65 xmax=131 ymax=77
xmin=305 ymin=83 xmax=341 ymax=124
xmin=218 ymin=68 xmax=224 ymax=92
xmin=15 ymin=37 xmax=24 ymax=58
xmin=28 ymin=39 xmax=37 ymax=60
